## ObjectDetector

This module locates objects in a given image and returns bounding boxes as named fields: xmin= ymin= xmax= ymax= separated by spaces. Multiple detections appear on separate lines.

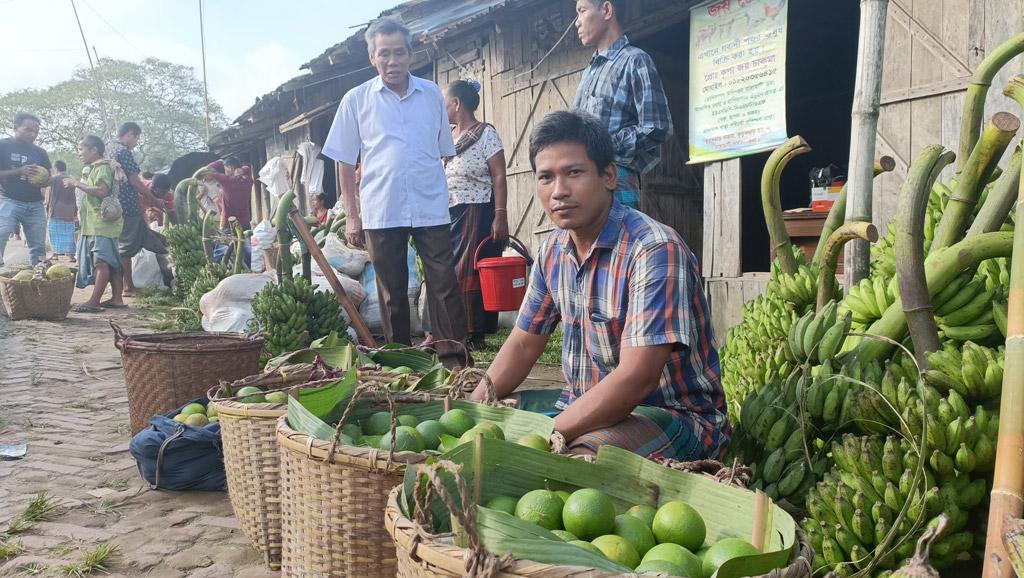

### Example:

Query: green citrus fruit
xmin=362 ymin=411 xmax=393 ymax=436
xmin=264 ymin=391 xmax=288 ymax=403
xmin=484 ymin=495 xmax=519 ymax=516
xmin=173 ymin=413 xmax=188 ymax=423
xmin=562 ymin=488 xmax=616 ymax=540
xmin=550 ymin=529 xmax=577 ymax=542
xmin=437 ymin=434 xmax=461 ymax=453
xmin=614 ymin=514 xmax=656 ymax=556
xmin=340 ymin=424 xmax=363 ymax=444
xmin=627 ymin=504 xmax=658 ymax=529
xmin=514 ymin=489 xmax=563 ymax=530
xmin=517 ymin=433 xmax=550 ymax=451
xmin=634 ymin=559 xmax=688 ymax=576
xmin=379 ymin=425 xmax=425 ymax=453
xmin=206 ymin=403 xmax=219 ymax=418
xmin=184 ymin=413 xmax=209 ymax=427
xmin=652 ymin=502 xmax=705 ymax=552
xmin=439 ymin=409 xmax=475 ymax=437
xmin=397 ymin=414 xmax=419 ymax=428
xmin=641 ymin=543 xmax=703 ymax=578
xmin=591 ymin=534 xmax=640 ymax=569
xmin=180 ymin=403 xmax=206 ymax=416
xmin=236 ymin=386 xmax=265 ymax=403
xmin=415 ymin=420 xmax=446 ymax=450
xmin=459 ymin=422 xmax=504 ymax=444
xmin=569 ymin=540 xmax=605 ymax=558
xmin=695 ymin=547 xmax=709 ymax=561
xmin=208 ymin=416 xmax=219 ymax=424
xmin=45 ymin=264 xmax=72 ymax=279
xmin=361 ymin=435 xmax=382 ymax=448
xmin=555 ymin=490 xmax=571 ymax=504
xmin=702 ymin=538 xmax=759 ymax=578
xmin=12 ymin=270 xmax=34 ymax=281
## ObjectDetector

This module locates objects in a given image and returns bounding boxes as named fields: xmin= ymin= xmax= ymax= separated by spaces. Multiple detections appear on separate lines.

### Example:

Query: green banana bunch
xmin=925 ymin=341 xmax=1004 ymax=401
xmin=784 ymin=300 xmax=850 ymax=365
xmin=844 ymin=276 xmax=896 ymax=325
xmin=166 ymin=222 xmax=209 ymax=300
xmin=251 ymin=276 xmax=312 ymax=357
xmin=307 ymin=288 xmax=349 ymax=341
xmin=177 ymin=264 xmax=230 ymax=331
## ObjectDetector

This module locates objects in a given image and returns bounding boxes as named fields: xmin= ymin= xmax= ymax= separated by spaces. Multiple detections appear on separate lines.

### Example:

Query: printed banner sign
xmin=688 ymin=0 xmax=789 ymax=163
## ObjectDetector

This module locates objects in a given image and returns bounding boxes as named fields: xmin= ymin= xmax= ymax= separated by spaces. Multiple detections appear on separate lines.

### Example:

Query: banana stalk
xmin=762 ymin=136 xmax=812 ymax=275
xmin=966 ymin=145 xmax=1021 ymax=237
xmin=958 ymin=32 xmax=1024 ymax=169
xmin=896 ymin=145 xmax=955 ymax=365
xmin=851 ymin=231 xmax=1015 ymax=363
xmin=274 ymin=190 xmax=296 ymax=280
xmin=934 ymin=112 xmax=1020 ymax=250
xmin=173 ymin=178 xmax=197 ymax=224
xmin=816 ymin=222 xmax=877 ymax=311
xmin=813 ymin=157 xmax=896 ymax=263
xmin=230 ymin=217 xmax=245 ymax=275
xmin=982 ymin=80 xmax=1024 ymax=578
xmin=1003 ymin=516 xmax=1024 ymax=577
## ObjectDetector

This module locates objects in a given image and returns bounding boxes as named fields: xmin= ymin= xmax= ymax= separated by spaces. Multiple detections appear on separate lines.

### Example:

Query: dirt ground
xmin=0 ymin=242 xmax=564 ymax=577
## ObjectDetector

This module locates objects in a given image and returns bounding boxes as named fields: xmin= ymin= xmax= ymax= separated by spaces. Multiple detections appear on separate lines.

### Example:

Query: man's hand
xmin=62 ymin=177 xmax=78 ymax=189
xmin=491 ymin=212 xmax=510 ymax=242
xmin=346 ymin=215 xmax=365 ymax=248
xmin=19 ymin=165 xmax=40 ymax=178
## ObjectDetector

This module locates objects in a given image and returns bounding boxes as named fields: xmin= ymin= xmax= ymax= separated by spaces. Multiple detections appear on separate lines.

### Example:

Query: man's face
xmin=120 ymin=131 xmax=141 ymax=149
xmin=77 ymin=142 xmax=98 ymax=164
xmin=14 ymin=120 xmax=40 ymax=144
xmin=534 ymin=141 xmax=615 ymax=232
xmin=369 ymin=32 xmax=411 ymax=88
xmin=225 ymin=164 xmax=239 ymax=176
xmin=575 ymin=0 xmax=610 ymax=48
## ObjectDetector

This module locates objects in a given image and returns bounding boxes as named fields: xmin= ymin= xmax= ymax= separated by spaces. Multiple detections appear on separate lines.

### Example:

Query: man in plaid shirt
xmin=471 ymin=111 xmax=729 ymax=461
xmin=572 ymin=0 xmax=673 ymax=210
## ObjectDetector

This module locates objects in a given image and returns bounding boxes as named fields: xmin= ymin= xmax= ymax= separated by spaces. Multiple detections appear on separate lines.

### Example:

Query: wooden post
xmin=843 ymin=0 xmax=889 ymax=287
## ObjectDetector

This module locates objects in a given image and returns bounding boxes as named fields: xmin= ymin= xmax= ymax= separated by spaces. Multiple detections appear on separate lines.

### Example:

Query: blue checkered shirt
xmin=517 ymin=200 xmax=730 ymax=458
xmin=573 ymin=35 xmax=673 ymax=176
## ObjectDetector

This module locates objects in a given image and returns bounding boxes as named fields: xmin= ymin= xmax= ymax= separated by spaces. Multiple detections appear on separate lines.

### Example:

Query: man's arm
xmin=130 ymin=173 xmax=163 ymax=207
xmin=338 ymin=161 xmax=362 ymax=247
xmin=610 ymin=54 xmax=673 ymax=170
xmin=553 ymin=344 xmax=672 ymax=441
xmin=470 ymin=328 xmax=551 ymax=401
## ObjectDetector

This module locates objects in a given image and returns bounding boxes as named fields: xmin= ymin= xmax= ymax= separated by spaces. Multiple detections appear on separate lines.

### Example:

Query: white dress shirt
xmin=323 ymin=74 xmax=457 ymax=230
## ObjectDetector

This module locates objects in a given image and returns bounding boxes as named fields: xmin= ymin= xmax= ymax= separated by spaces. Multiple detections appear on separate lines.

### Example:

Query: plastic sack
xmin=200 ymin=272 xmax=275 ymax=332
xmin=359 ymin=260 xmax=423 ymax=337
xmin=250 ymin=219 xmax=276 ymax=273
xmin=132 ymin=249 xmax=167 ymax=290
xmin=322 ymin=235 xmax=370 ymax=278
xmin=129 ymin=397 xmax=225 ymax=491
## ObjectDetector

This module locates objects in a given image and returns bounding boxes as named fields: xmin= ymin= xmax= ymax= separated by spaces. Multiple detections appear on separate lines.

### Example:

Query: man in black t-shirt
xmin=0 ymin=113 xmax=51 ymax=267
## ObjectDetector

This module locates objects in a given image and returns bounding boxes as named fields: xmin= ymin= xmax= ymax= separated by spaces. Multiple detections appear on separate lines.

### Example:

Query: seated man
xmin=471 ymin=110 xmax=730 ymax=461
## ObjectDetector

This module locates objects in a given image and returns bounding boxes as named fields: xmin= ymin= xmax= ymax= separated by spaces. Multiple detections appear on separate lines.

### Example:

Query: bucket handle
xmin=472 ymin=235 xmax=533 ymax=270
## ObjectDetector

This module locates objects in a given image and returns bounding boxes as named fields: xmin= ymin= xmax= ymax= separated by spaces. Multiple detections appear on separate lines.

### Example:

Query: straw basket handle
xmin=412 ymin=460 xmax=511 ymax=578
xmin=110 ymin=320 xmax=130 ymax=351
xmin=472 ymin=235 xmax=533 ymax=270
xmin=328 ymin=381 xmax=401 ymax=466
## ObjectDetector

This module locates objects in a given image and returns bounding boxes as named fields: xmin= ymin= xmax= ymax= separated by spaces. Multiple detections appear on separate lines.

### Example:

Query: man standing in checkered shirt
xmin=471 ymin=111 xmax=729 ymax=462
xmin=572 ymin=0 xmax=673 ymax=211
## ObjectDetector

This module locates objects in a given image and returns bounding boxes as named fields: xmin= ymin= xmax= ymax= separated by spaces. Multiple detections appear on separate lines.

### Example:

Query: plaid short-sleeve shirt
xmin=517 ymin=200 xmax=730 ymax=458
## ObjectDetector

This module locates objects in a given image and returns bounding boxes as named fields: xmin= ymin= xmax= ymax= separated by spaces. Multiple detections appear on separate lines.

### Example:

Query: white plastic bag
xmin=132 ymin=249 xmax=167 ymax=290
xmin=322 ymin=235 xmax=370 ymax=278
xmin=291 ymin=264 xmax=367 ymax=308
xmin=258 ymin=156 xmax=289 ymax=199
xmin=251 ymin=219 xmax=277 ymax=273
xmin=359 ymin=259 xmax=424 ymax=337
xmin=200 ymin=273 xmax=275 ymax=333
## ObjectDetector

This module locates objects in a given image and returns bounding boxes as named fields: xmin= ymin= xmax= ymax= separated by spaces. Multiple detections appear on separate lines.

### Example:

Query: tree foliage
xmin=0 ymin=57 xmax=228 ymax=173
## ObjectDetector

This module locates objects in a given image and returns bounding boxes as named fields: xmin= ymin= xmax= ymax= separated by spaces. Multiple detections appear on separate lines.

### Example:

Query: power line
xmin=199 ymin=0 xmax=211 ymax=145
xmin=77 ymin=0 xmax=151 ymax=59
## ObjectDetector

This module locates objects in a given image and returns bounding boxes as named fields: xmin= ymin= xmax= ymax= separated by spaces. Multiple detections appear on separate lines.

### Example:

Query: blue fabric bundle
xmin=129 ymin=398 xmax=225 ymax=491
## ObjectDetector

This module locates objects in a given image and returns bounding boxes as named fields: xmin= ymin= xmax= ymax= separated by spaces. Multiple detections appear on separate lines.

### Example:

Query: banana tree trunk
xmin=982 ymin=73 xmax=1024 ymax=578
xmin=932 ymin=112 xmax=1019 ymax=251
xmin=813 ymin=157 xmax=896 ymax=263
xmin=896 ymin=145 xmax=955 ymax=366
xmin=959 ymin=33 xmax=1024 ymax=169
xmin=762 ymin=136 xmax=811 ymax=275
xmin=851 ymin=231 xmax=1015 ymax=363
xmin=817 ymin=222 xmax=878 ymax=311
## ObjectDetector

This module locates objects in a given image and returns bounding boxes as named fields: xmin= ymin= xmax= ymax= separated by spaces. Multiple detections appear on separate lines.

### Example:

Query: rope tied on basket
xmin=413 ymin=460 xmax=512 ymax=578
xmin=447 ymin=366 xmax=504 ymax=406
xmin=655 ymin=457 xmax=753 ymax=488
xmin=327 ymin=380 xmax=398 ymax=471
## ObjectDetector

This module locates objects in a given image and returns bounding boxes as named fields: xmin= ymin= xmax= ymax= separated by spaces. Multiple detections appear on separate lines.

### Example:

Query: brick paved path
xmin=0 ymin=286 xmax=277 ymax=577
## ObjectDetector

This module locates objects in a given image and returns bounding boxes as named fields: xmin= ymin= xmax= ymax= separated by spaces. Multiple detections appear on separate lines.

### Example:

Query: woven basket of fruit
xmin=112 ymin=321 xmax=264 ymax=435
xmin=0 ymin=265 xmax=75 ymax=321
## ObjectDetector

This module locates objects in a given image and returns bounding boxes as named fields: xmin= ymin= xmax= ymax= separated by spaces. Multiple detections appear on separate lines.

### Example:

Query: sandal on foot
xmin=100 ymin=300 xmax=128 ymax=309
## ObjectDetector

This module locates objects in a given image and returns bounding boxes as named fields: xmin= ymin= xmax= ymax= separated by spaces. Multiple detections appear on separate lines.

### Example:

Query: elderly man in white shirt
xmin=324 ymin=17 xmax=469 ymax=367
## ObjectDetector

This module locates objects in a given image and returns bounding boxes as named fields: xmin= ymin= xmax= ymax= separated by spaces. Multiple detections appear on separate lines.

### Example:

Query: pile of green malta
xmin=172 ymin=402 xmax=220 ymax=428
xmin=10 ymin=264 xmax=73 ymax=282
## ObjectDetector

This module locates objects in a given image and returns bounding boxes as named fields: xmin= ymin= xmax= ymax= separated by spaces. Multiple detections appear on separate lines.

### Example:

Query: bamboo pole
xmin=933 ymin=112 xmax=1019 ymax=250
xmin=958 ymin=33 xmax=1024 ymax=170
xmin=816 ymin=222 xmax=878 ymax=311
xmin=895 ymin=146 xmax=955 ymax=366
xmin=843 ymin=0 xmax=889 ymax=287
xmin=966 ymin=146 xmax=1021 ymax=238
xmin=761 ymin=136 xmax=811 ymax=276
xmin=851 ymin=231 xmax=1015 ymax=363
xmin=982 ymin=79 xmax=1024 ymax=578
xmin=813 ymin=157 xmax=895 ymax=263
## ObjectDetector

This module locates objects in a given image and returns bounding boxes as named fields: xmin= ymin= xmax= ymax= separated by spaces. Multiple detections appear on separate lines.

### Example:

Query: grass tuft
xmin=3 ymin=493 xmax=61 ymax=537
xmin=60 ymin=543 xmax=119 ymax=577
xmin=0 ymin=539 xmax=24 ymax=559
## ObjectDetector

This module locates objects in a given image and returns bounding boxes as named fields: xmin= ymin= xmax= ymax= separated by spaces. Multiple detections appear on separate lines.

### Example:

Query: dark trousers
xmin=364 ymin=225 xmax=468 ymax=364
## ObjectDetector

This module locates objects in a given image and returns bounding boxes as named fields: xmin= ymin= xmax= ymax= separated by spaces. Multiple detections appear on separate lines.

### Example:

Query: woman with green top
xmin=65 ymin=135 xmax=124 ymax=313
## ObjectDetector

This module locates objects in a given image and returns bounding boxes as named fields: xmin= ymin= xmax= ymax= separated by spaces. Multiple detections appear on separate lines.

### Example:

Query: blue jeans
xmin=0 ymin=197 xmax=47 ymax=266
xmin=213 ymin=226 xmax=251 ymax=268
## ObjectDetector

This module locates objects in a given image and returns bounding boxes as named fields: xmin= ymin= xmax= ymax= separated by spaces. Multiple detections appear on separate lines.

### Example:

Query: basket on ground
xmin=275 ymin=387 xmax=451 ymax=578
xmin=0 ymin=270 xmax=75 ymax=321
xmin=112 ymin=322 xmax=263 ymax=435
xmin=385 ymin=439 xmax=813 ymax=578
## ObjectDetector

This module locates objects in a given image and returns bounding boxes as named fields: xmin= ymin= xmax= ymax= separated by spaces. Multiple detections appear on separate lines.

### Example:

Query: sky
xmin=0 ymin=0 xmax=405 ymax=120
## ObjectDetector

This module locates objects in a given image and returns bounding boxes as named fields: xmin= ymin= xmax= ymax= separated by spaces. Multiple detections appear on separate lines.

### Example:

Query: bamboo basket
xmin=0 ymin=271 xmax=75 ymax=321
xmin=209 ymin=366 xmax=423 ymax=570
xmin=112 ymin=322 xmax=264 ymax=435
xmin=276 ymin=385 xmax=460 ymax=578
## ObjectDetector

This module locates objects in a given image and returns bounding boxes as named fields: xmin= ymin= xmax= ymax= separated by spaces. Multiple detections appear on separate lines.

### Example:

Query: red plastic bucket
xmin=474 ymin=235 xmax=533 ymax=312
